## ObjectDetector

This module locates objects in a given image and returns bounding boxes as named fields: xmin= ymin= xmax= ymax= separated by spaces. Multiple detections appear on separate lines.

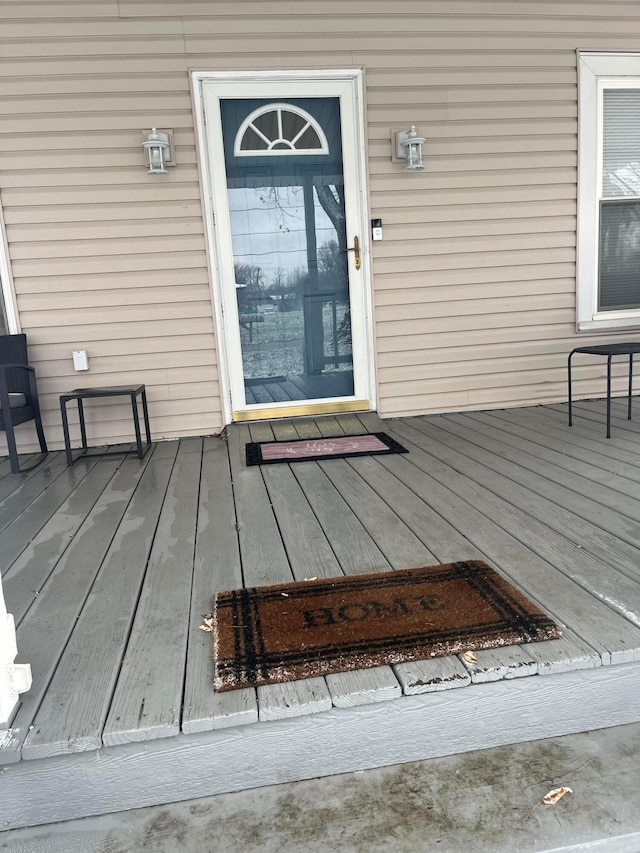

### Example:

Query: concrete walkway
xmin=2 ymin=723 xmax=640 ymax=853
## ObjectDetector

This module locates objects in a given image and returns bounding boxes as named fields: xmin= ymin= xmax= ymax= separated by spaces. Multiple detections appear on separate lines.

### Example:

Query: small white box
xmin=72 ymin=350 xmax=89 ymax=371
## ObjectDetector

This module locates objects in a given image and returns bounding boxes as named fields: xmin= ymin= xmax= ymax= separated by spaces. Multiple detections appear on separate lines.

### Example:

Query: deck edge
xmin=3 ymin=660 xmax=640 ymax=831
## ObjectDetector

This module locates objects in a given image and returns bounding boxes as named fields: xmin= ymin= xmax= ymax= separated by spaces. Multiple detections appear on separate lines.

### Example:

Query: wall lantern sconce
xmin=142 ymin=128 xmax=174 ymax=175
xmin=394 ymin=125 xmax=426 ymax=172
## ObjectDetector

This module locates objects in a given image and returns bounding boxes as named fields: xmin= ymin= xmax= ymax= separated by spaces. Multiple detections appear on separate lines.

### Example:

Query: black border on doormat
xmin=245 ymin=431 xmax=409 ymax=466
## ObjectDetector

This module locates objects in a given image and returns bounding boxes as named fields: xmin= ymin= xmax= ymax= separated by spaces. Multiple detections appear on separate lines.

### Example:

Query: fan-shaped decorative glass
xmin=235 ymin=103 xmax=329 ymax=156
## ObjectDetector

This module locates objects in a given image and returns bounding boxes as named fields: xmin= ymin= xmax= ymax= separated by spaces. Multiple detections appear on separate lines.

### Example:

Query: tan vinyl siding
xmin=1 ymin=1 xmax=640 ymax=450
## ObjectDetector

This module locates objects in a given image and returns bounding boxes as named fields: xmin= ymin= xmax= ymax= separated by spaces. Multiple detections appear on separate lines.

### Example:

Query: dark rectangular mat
xmin=245 ymin=431 xmax=408 ymax=466
xmin=212 ymin=560 xmax=562 ymax=691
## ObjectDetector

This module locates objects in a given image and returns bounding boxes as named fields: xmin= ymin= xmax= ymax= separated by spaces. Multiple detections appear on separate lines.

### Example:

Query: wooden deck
xmin=3 ymin=401 xmax=640 ymax=830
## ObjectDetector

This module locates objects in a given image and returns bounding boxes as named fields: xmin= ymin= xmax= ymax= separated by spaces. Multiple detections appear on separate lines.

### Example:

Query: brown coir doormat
xmin=212 ymin=560 xmax=561 ymax=691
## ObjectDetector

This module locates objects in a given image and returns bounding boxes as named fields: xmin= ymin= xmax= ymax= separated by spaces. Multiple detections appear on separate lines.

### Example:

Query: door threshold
xmin=232 ymin=400 xmax=370 ymax=422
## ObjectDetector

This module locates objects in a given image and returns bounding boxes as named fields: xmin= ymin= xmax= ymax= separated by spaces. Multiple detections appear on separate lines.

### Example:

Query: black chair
xmin=0 ymin=334 xmax=48 ymax=474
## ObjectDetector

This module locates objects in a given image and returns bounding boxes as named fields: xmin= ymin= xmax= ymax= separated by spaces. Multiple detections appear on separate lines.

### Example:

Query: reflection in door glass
xmin=223 ymin=98 xmax=354 ymax=405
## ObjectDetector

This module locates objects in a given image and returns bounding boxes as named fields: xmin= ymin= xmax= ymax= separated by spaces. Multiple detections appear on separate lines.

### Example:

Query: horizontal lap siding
xmin=0 ymin=15 xmax=220 ymax=445
xmin=356 ymin=3 xmax=640 ymax=417
xmin=364 ymin=42 xmax=581 ymax=417
xmin=1 ymin=2 xmax=639 ymax=444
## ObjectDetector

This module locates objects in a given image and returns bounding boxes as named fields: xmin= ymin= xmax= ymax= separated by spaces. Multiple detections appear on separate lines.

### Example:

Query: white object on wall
xmin=72 ymin=350 xmax=89 ymax=371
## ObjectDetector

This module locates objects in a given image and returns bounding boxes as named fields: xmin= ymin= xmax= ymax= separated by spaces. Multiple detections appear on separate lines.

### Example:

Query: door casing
xmin=192 ymin=69 xmax=376 ymax=424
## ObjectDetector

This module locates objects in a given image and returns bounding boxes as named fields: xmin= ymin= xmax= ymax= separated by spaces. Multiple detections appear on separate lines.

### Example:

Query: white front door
xmin=194 ymin=71 xmax=375 ymax=423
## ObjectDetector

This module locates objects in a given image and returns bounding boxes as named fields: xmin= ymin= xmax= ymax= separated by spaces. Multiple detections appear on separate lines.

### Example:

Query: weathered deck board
xmin=354 ymin=411 xmax=386 ymax=433
xmin=258 ymin=413 xmax=498 ymax=707
xmin=356 ymin=428 xmax=601 ymax=674
xmin=1 ymin=451 xmax=156 ymax=765
xmin=247 ymin=420 xmax=276 ymax=444
xmin=459 ymin=645 xmax=538 ymax=684
xmin=326 ymin=666 xmax=402 ymax=707
xmin=546 ymin=402 xmax=640 ymax=456
xmin=393 ymin=656 xmax=471 ymax=695
xmin=270 ymin=419 xmax=300 ymax=441
xmin=405 ymin=414 xmax=640 ymax=586
xmin=253 ymin=428 xmax=402 ymax=712
xmin=0 ymin=456 xmax=16 ymax=478
xmin=318 ymin=458 xmax=438 ymax=569
xmin=3 ymin=401 xmax=640 ymax=821
xmin=290 ymin=417 xmax=323 ymax=439
xmin=227 ymin=423 xmax=295 ymax=589
xmin=332 ymin=412 xmax=369 ymax=434
xmin=481 ymin=407 xmax=640 ymax=483
xmin=0 ymin=452 xmax=51 ymax=502
xmin=4 ymin=403 xmax=640 ymax=830
xmin=314 ymin=415 xmax=346 ymax=437
xmin=403 ymin=416 xmax=640 ymax=618
xmin=256 ymin=678 xmax=333 ymax=721
xmin=0 ymin=455 xmax=101 ymax=564
xmin=291 ymin=461 xmax=390 ymax=575
xmin=21 ymin=442 xmax=179 ymax=759
xmin=227 ymin=422 xmax=333 ymax=720
xmin=446 ymin=411 xmax=640 ymax=518
xmin=3 ymin=456 xmax=122 ymax=624
xmin=0 ymin=452 xmax=89 ymax=525
xmin=182 ymin=436 xmax=258 ymax=734
xmin=387 ymin=418 xmax=640 ymax=662
xmin=261 ymin=462 xmax=343 ymax=580
xmin=554 ymin=398 xmax=640 ymax=437
xmin=347 ymin=446 xmax=596 ymax=678
xmin=102 ymin=439 xmax=203 ymax=746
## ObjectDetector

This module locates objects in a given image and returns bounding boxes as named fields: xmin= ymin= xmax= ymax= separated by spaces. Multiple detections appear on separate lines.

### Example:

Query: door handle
xmin=344 ymin=235 xmax=361 ymax=270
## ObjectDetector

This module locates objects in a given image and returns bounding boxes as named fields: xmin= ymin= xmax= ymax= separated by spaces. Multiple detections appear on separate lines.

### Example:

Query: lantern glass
xmin=394 ymin=126 xmax=426 ymax=172
xmin=142 ymin=128 xmax=172 ymax=175
xmin=405 ymin=141 xmax=424 ymax=172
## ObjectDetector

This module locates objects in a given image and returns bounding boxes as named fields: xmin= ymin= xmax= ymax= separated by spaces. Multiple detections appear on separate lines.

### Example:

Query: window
xmin=234 ymin=104 xmax=328 ymax=156
xmin=578 ymin=53 xmax=640 ymax=330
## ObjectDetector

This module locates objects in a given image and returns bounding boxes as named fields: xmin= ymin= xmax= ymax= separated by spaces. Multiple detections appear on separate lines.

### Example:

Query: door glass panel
xmin=221 ymin=97 xmax=354 ymax=405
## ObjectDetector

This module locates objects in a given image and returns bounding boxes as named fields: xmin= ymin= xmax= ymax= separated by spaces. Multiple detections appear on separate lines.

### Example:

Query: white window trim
xmin=578 ymin=52 xmax=640 ymax=332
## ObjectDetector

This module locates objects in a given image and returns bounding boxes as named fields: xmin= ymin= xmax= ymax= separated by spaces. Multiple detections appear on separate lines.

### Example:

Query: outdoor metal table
xmin=60 ymin=384 xmax=151 ymax=466
xmin=567 ymin=342 xmax=640 ymax=438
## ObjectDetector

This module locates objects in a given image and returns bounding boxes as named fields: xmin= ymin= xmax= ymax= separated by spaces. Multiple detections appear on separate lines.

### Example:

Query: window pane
xmin=280 ymin=110 xmax=307 ymax=139
xmin=223 ymin=96 xmax=354 ymax=403
xmin=253 ymin=110 xmax=279 ymax=141
xmin=240 ymin=126 xmax=269 ymax=151
xmin=603 ymin=89 xmax=640 ymax=198
xmin=296 ymin=126 xmax=322 ymax=150
xmin=599 ymin=200 xmax=640 ymax=309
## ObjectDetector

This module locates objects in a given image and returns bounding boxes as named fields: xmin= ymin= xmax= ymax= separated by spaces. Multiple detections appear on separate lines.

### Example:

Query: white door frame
xmin=192 ymin=69 xmax=376 ymax=424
